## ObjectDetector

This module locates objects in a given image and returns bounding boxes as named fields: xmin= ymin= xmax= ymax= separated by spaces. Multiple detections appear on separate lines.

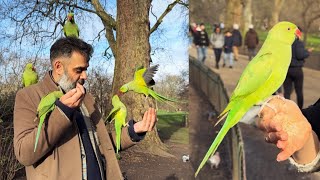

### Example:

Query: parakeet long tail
xmin=149 ymin=89 xmax=179 ymax=103
xmin=214 ymin=111 xmax=229 ymax=127
xmin=34 ymin=115 xmax=46 ymax=152
xmin=195 ymin=101 xmax=250 ymax=177
xmin=195 ymin=123 xmax=231 ymax=177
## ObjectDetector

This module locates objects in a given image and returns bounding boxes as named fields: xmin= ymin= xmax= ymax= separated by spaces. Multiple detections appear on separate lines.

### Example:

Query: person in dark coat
xmin=232 ymin=24 xmax=242 ymax=61
xmin=245 ymin=24 xmax=259 ymax=60
xmin=223 ymin=29 xmax=234 ymax=68
xmin=283 ymin=27 xmax=313 ymax=109
xmin=194 ymin=23 xmax=210 ymax=62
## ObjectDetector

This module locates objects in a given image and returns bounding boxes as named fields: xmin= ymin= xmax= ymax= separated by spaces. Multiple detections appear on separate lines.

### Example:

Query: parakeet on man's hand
xmin=106 ymin=95 xmax=127 ymax=154
xmin=119 ymin=64 xmax=179 ymax=104
xmin=195 ymin=21 xmax=301 ymax=177
xmin=63 ymin=12 xmax=79 ymax=38
xmin=34 ymin=91 xmax=64 ymax=152
xmin=22 ymin=63 xmax=38 ymax=87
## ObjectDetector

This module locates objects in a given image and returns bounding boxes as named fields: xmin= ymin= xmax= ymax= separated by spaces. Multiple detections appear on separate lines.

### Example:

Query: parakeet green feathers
xmin=22 ymin=63 xmax=38 ymax=87
xmin=106 ymin=95 xmax=127 ymax=154
xmin=195 ymin=21 xmax=299 ymax=177
xmin=34 ymin=91 xmax=63 ymax=152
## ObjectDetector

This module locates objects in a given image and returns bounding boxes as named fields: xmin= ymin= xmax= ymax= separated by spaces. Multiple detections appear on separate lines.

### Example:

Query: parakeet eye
xmin=287 ymin=27 xmax=290 ymax=30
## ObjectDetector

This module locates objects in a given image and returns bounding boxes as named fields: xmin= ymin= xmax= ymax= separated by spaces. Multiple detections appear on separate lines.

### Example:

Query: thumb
xmin=277 ymin=149 xmax=294 ymax=162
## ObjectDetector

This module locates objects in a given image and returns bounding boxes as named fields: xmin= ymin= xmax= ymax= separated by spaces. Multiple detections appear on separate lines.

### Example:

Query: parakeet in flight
xmin=106 ymin=95 xmax=127 ymax=154
xmin=34 ymin=91 xmax=64 ymax=152
xmin=195 ymin=21 xmax=301 ymax=177
xmin=22 ymin=63 xmax=38 ymax=87
xmin=63 ymin=12 xmax=79 ymax=38
xmin=119 ymin=64 xmax=178 ymax=104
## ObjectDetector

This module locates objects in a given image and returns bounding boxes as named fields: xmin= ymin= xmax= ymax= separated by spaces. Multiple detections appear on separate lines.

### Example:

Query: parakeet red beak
xmin=32 ymin=67 xmax=36 ymax=71
xmin=295 ymin=28 xmax=302 ymax=39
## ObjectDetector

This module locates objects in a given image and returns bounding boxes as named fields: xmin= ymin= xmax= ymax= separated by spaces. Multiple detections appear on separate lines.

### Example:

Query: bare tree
xmin=269 ymin=0 xmax=285 ymax=27
xmin=0 ymin=0 xmax=188 ymax=156
xmin=225 ymin=0 xmax=243 ymax=28
xmin=299 ymin=0 xmax=320 ymax=43
xmin=241 ymin=0 xmax=252 ymax=34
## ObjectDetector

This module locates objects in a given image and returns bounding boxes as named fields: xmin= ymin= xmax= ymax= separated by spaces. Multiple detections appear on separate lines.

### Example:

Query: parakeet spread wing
xmin=143 ymin=64 xmax=159 ymax=86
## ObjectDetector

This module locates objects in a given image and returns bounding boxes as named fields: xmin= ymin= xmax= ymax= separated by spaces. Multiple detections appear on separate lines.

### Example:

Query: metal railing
xmin=189 ymin=56 xmax=246 ymax=180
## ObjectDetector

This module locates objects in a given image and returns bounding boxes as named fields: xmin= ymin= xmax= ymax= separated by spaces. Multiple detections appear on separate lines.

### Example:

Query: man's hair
xmin=50 ymin=37 xmax=93 ymax=63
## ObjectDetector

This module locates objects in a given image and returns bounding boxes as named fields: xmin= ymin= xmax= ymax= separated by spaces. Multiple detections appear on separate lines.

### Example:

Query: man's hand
xmin=59 ymin=83 xmax=85 ymax=108
xmin=133 ymin=108 xmax=157 ymax=133
xmin=258 ymin=97 xmax=312 ymax=162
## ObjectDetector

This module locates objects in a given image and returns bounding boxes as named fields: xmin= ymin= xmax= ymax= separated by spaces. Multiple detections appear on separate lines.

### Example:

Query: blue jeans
xmin=197 ymin=46 xmax=207 ymax=62
xmin=248 ymin=48 xmax=256 ymax=60
xmin=223 ymin=52 xmax=234 ymax=66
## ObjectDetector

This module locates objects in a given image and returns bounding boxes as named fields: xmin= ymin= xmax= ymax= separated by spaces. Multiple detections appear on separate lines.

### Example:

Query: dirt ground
xmin=120 ymin=86 xmax=232 ymax=180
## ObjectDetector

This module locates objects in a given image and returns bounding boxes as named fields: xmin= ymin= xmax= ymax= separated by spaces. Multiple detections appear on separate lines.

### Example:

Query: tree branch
xmin=91 ymin=0 xmax=117 ymax=56
xmin=150 ymin=0 xmax=180 ymax=34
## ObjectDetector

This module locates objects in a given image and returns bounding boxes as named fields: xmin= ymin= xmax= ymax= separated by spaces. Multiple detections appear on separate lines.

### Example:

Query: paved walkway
xmin=190 ymin=47 xmax=320 ymax=108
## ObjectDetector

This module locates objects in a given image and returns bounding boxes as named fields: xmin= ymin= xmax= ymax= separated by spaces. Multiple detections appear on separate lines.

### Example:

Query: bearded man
xmin=13 ymin=37 xmax=157 ymax=180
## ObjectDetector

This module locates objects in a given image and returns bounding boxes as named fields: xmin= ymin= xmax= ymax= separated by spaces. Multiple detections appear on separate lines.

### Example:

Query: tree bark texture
xmin=270 ymin=0 xmax=285 ymax=27
xmin=225 ymin=0 xmax=243 ymax=29
xmin=111 ymin=0 xmax=170 ymax=156
xmin=242 ymin=0 xmax=252 ymax=35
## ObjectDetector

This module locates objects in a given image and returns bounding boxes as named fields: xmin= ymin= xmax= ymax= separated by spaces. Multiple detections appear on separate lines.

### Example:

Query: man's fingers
xmin=148 ymin=108 xmax=156 ymax=131
xmin=276 ymin=140 xmax=288 ymax=149
xmin=266 ymin=131 xmax=288 ymax=143
xmin=77 ymin=83 xmax=85 ymax=94
xmin=63 ymin=88 xmax=77 ymax=99
xmin=277 ymin=149 xmax=294 ymax=162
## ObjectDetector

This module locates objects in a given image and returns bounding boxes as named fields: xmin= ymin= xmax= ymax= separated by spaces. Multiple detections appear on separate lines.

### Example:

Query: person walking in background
xmin=283 ymin=27 xmax=313 ymax=109
xmin=210 ymin=25 xmax=224 ymax=69
xmin=245 ymin=24 xmax=259 ymax=60
xmin=232 ymin=23 xmax=242 ymax=61
xmin=189 ymin=22 xmax=197 ymax=48
xmin=194 ymin=23 xmax=209 ymax=62
xmin=223 ymin=29 xmax=234 ymax=68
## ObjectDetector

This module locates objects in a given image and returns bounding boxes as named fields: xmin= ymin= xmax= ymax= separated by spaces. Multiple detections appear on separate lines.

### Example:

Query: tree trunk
xmin=242 ymin=0 xmax=252 ymax=34
xmin=111 ymin=0 xmax=171 ymax=157
xmin=225 ymin=0 xmax=243 ymax=29
xmin=270 ymin=0 xmax=285 ymax=27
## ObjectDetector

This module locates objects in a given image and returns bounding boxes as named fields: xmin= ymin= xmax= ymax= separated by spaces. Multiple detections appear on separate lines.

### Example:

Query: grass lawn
xmin=156 ymin=110 xmax=189 ymax=145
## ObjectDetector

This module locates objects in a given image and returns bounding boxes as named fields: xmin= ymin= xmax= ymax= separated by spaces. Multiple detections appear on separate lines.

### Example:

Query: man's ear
xmin=53 ymin=60 xmax=64 ymax=75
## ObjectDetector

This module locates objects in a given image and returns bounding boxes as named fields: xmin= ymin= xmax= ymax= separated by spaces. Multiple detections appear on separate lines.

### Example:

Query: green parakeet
xmin=119 ymin=64 xmax=178 ymax=104
xmin=195 ymin=21 xmax=301 ymax=177
xmin=22 ymin=63 xmax=38 ymax=87
xmin=34 ymin=91 xmax=64 ymax=152
xmin=63 ymin=12 xmax=79 ymax=38
xmin=106 ymin=95 xmax=127 ymax=154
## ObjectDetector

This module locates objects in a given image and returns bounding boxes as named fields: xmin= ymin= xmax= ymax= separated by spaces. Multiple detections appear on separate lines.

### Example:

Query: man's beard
xmin=58 ymin=73 xmax=77 ymax=93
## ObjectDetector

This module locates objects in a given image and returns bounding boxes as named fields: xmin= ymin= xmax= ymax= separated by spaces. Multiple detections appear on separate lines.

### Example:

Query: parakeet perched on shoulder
xmin=119 ymin=64 xmax=179 ymax=104
xmin=195 ymin=21 xmax=301 ymax=177
xmin=106 ymin=95 xmax=127 ymax=154
xmin=63 ymin=12 xmax=79 ymax=38
xmin=34 ymin=91 xmax=64 ymax=152
xmin=22 ymin=63 xmax=38 ymax=87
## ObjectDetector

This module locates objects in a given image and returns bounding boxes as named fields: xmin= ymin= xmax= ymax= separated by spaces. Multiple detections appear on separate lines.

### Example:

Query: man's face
xmin=200 ymin=25 xmax=205 ymax=30
xmin=58 ymin=51 xmax=89 ymax=92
